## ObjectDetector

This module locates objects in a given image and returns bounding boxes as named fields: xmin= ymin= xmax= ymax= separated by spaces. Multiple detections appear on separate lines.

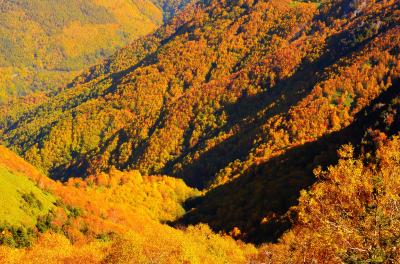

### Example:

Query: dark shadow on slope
xmin=14 ymin=1 xmax=397 ymax=182
xmin=164 ymin=71 xmax=314 ymax=188
xmin=164 ymin=22 xmax=394 ymax=188
xmin=175 ymin=80 xmax=400 ymax=244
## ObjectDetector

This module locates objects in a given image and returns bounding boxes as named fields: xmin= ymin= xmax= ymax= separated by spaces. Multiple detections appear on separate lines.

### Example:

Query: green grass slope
xmin=0 ymin=146 xmax=56 ymax=228
xmin=0 ymin=166 xmax=55 ymax=227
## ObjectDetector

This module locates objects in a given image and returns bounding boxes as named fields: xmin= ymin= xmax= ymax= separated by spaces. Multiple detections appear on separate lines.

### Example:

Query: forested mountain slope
xmin=180 ymin=78 xmax=400 ymax=243
xmin=0 ymin=146 xmax=256 ymax=263
xmin=1 ymin=0 xmax=400 ymax=245
xmin=0 ymin=0 xmax=185 ymax=103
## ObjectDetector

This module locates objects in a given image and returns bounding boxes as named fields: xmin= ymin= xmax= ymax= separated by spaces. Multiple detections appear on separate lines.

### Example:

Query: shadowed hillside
xmin=178 ymin=79 xmax=400 ymax=243
xmin=1 ymin=0 xmax=399 ymax=249
xmin=3 ymin=0 xmax=399 ymax=182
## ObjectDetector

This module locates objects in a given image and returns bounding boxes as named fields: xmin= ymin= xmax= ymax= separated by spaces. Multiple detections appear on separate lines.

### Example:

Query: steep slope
xmin=180 ymin=79 xmax=400 ymax=243
xmin=0 ymin=0 xmax=166 ymax=102
xmin=3 ymin=0 xmax=322 ymax=176
xmin=2 ymin=0 xmax=400 ymax=243
xmin=0 ymin=146 xmax=201 ymax=239
xmin=250 ymin=89 xmax=400 ymax=261
xmin=0 ymin=146 xmax=57 ymax=247
xmin=0 ymin=146 xmax=56 ymax=228
xmin=252 ymin=135 xmax=400 ymax=263
xmin=0 ymin=146 xmax=256 ymax=263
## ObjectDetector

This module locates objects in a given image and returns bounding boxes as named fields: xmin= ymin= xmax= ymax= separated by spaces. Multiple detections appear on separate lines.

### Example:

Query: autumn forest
xmin=0 ymin=0 xmax=399 ymax=263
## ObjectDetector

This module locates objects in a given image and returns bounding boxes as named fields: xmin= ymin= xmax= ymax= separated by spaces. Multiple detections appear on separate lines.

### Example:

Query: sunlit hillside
xmin=0 ymin=0 xmax=172 ymax=103
xmin=0 ymin=145 xmax=257 ymax=263
xmin=1 ymin=0 xmax=400 ymax=262
xmin=2 ymin=0 xmax=399 ymax=235
xmin=0 ymin=146 xmax=56 ymax=246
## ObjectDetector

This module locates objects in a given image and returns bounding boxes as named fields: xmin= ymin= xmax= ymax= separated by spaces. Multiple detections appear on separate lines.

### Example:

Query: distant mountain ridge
xmin=0 ymin=0 xmax=187 ymax=102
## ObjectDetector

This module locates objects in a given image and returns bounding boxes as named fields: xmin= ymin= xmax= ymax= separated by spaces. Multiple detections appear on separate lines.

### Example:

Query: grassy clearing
xmin=0 ymin=166 xmax=55 ymax=227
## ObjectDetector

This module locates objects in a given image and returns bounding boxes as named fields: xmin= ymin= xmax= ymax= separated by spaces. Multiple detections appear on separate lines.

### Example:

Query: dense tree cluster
xmin=254 ymin=136 xmax=400 ymax=263
xmin=0 ymin=0 xmax=399 ymax=261
xmin=0 ymin=145 xmax=256 ymax=263
xmin=0 ymin=0 xmax=188 ymax=103
xmin=1 ymin=0 xmax=399 ymax=243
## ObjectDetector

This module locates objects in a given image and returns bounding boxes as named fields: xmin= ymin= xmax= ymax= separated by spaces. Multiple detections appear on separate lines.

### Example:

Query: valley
xmin=0 ymin=0 xmax=399 ymax=263
xmin=0 ymin=0 xmax=183 ymax=103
